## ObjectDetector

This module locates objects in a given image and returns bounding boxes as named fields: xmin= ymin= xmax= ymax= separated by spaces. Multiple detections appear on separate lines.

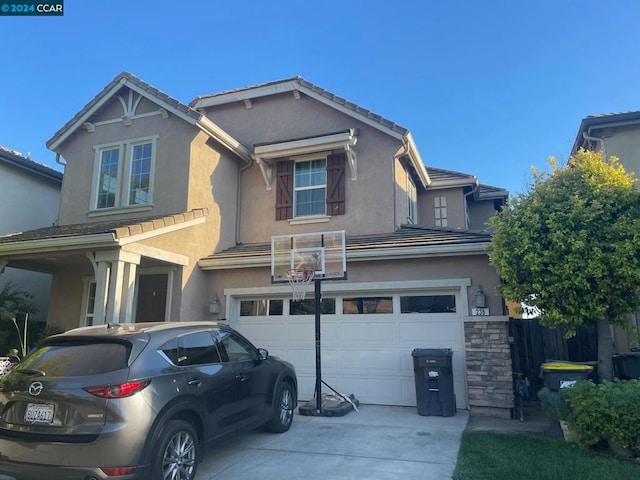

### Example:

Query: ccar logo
xmin=28 ymin=382 xmax=43 ymax=396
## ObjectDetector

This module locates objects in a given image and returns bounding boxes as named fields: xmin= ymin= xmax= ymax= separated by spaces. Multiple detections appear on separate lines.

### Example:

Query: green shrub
xmin=562 ymin=379 xmax=640 ymax=456
xmin=537 ymin=387 xmax=570 ymax=420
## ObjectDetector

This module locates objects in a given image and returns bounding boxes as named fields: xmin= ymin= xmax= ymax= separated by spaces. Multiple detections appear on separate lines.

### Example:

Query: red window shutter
xmin=327 ymin=153 xmax=346 ymax=216
xmin=275 ymin=160 xmax=294 ymax=220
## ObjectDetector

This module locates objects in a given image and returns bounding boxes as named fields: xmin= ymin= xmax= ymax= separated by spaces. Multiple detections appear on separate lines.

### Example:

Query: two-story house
xmin=0 ymin=73 xmax=512 ymax=417
xmin=573 ymin=112 xmax=640 ymax=353
xmin=0 ymin=146 xmax=62 ymax=323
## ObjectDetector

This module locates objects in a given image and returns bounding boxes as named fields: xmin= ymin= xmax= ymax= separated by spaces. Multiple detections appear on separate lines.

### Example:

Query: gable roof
xmin=191 ymin=76 xmax=430 ymax=187
xmin=572 ymin=110 xmax=640 ymax=154
xmin=199 ymin=225 xmax=491 ymax=270
xmin=0 ymin=146 xmax=62 ymax=183
xmin=427 ymin=166 xmax=477 ymax=187
xmin=46 ymin=72 xmax=251 ymax=162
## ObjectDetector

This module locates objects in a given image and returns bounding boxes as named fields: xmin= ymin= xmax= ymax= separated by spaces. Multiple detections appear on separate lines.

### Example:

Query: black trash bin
xmin=613 ymin=352 xmax=640 ymax=379
xmin=412 ymin=348 xmax=456 ymax=417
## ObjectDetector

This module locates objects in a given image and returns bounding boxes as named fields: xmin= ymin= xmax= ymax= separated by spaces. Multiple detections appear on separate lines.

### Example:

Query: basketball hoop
xmin=286 ymin=268 xmax=315 ymax=301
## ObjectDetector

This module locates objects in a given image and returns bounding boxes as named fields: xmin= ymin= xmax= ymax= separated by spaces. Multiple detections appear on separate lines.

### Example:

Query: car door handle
xmin=236 ymin=374 xmax=247 ymax=382
xmin=188 ymin=379 xmax=201 ymax=387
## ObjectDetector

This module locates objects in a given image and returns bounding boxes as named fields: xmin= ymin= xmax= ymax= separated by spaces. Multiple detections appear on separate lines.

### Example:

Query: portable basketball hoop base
xmin=271 ymin=231 xmax=357 ymax=417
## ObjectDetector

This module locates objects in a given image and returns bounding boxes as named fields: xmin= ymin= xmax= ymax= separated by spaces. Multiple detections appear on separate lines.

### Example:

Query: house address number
xmin=472 ymin=307 xmax=490 ymax=316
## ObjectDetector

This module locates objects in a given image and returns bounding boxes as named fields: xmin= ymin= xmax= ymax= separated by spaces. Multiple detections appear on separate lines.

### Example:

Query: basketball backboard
xmin=271 ymin=230 xmax=347 ymax=283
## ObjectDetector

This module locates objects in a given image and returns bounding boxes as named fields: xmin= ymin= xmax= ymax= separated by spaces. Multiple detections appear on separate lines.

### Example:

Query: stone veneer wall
xmin=464 ymin=320 xmax=514 ymax=418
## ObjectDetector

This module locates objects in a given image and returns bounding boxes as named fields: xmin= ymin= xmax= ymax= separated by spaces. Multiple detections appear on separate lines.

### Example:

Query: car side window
xmin=219 ymin=332 xmax=257 ymax=362
xmin=160 ymin=332 xmax=222 ymax=366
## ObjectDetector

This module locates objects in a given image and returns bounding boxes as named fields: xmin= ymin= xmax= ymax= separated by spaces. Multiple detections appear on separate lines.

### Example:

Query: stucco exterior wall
xmin=57 ymin=95 xmax=197 ymax=225
xmin=468 ymin=200 xmax=498 ymax=230
xmin=595 ymin=124 xmax=640 ymax=175
xmin=204 ymin=93 xmax=402 ymax=240
xmin=0 ymin=161 xmax=62 ymax=322
xmin=419 ymin=188 xmax=467 ymax=229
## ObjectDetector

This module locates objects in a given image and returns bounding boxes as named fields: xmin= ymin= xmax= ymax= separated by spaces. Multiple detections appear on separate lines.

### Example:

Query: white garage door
xmin=232 ymin=292 xmax=467 ymax=409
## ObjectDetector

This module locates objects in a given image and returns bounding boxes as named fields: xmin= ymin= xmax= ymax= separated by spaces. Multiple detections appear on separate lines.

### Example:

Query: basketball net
xmin=286 ymin=268 xmax=315 ymax=301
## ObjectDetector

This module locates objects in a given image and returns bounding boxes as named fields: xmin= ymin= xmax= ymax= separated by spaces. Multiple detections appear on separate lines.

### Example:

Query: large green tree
xmin=489 ymin=149 xmax=640 ymax=381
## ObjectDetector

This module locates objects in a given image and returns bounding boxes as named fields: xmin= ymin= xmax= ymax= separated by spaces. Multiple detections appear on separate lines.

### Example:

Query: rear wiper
xmin=15 ymin=369 xmax=46 ymax=377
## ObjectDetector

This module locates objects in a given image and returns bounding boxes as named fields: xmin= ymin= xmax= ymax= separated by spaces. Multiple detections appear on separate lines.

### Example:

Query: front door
xmin=136 ymin=274 xmax=167 ymax=322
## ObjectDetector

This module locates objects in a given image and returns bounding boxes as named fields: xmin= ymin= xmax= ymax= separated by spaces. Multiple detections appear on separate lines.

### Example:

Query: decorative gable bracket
xmin=253 ymin=129 xmax=358 ymax=190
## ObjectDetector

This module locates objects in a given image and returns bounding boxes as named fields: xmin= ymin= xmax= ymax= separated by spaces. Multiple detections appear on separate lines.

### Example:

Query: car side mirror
xmin=258 ymin=348 xmax=269 ymax=361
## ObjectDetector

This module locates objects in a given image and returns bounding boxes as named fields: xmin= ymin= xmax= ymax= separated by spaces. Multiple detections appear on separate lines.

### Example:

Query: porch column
xmin=120 ymin=261 xmax=138 ymax=323
xmin=95 ymin=250 xmax=140 ymax=324
xmin=93 ymin=261 xmax=111 ymax=326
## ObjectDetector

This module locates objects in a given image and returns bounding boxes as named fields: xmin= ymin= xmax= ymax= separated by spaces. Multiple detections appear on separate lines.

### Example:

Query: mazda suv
xmin=0 ymin=321 xmax=297 ymax=480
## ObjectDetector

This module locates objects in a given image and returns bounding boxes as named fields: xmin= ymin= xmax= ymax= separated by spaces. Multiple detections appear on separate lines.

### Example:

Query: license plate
xmin=24 ymin=403 xmax=54 ymax=424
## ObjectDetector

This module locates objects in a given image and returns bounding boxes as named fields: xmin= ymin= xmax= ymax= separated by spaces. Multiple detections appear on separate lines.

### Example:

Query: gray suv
xmin=0 ymin=322 xmax=297 ymax=480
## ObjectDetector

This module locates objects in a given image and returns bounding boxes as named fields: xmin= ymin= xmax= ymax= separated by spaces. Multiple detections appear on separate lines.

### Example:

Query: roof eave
xmin=198 ymin=242 xmax=489 ymax=271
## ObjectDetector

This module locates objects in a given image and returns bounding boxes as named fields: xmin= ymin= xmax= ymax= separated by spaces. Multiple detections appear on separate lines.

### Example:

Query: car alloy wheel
xmin=156 ymin=420 xmax=199 ymax=480
xmin=267 ymin=383 xmax=294 ymax=433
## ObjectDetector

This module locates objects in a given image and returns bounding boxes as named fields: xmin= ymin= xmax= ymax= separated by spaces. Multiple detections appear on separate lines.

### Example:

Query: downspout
xmin=582 ymin=131 xmax=607 ymax=160
xmin=464 ymin=183 xmax=479 ymax=230
xmin=54 ymin=152 xmax=66 ymax=167
xmin=235 ymin=156 xmax=254 ymax=245
xmin=392 ymin=143 xmax=409 ymax=230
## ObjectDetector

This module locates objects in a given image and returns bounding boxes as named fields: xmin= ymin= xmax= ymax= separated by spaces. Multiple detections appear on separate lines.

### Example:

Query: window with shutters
xmin=276 ymin=152 xmax=346 ymax=221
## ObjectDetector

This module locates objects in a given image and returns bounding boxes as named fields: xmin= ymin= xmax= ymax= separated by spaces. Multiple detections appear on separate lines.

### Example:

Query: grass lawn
xmin=453 ymin=431 xmax=640 ymax=480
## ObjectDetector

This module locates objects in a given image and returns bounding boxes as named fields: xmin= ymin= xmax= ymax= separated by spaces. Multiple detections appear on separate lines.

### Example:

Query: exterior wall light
xmin=209 ymin=295 xmax=220 ymax=314
xmin=474 ymin=287 xmax=486 ymax=308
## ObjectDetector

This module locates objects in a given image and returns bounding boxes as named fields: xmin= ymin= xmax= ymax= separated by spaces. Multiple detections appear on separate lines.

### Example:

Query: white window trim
xmin=293 ymin=153 xmax=328 ymax=218
xmin=91 ymin=135 xmax=158 ymax=212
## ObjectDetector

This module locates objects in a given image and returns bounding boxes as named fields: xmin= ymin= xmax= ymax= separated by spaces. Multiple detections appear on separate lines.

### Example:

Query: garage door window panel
xmin=400 ymin=295 xmax=456 ymax=313
xmin=290 ymin=298 xmax=336 ymax=315
xmin=343 ymin=297 xmax=393 ymax=314
xmin=240 ymin=299 xmax=283 ymax=316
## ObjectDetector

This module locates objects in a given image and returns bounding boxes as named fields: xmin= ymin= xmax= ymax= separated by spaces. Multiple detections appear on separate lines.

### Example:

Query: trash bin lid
xmin=541 ymin=361 xmax=593 ymax=371
xmin=412 ymin=348 xmax=452 ymax=357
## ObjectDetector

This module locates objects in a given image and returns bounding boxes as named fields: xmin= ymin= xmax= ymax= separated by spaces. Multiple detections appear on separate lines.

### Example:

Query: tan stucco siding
xmin=207 ymin=253 xmax=502 ymax=318
xmin=56 ymin=102 xmax=197 ymax=225
xmin=47 ymin=268 xmax=91 ymax=331
xmin=468 ymin=200 xmax=498 ymax=231
xmin=205 ymin=94 xmax=402 ymax=241
xmin=419 ymin=188 xmax=467 ymax=229
xmin=187 ymin=132 xmax=239 ymax=252
xmin=594 ymin=125 xmax=640 ymax=177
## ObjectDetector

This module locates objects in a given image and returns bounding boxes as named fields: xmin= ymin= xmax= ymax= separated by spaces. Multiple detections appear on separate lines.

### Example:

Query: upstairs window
xmin=294 ymin=158 xmax=326 ymax=216
xmin=93 ymin=136 xmax=156 ymax=211
xmin=434 ymin=196 xmax=447 ymax=227
xmin=276 ymin=152 xmax=346 ymax=220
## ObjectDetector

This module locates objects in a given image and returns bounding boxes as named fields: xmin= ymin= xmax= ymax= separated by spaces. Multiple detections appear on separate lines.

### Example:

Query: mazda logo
xmin=28 ymin=382 xmax=43 ymax=396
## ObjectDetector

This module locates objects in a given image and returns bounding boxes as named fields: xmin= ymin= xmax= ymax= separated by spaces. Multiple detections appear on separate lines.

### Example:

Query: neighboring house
xmin=0 ymin=73 xmax=512 ymax=416
xmin=573 ymin=112 xmax=640 ymax=352
xmin=0 ymin=146 xmax=62 ymax=323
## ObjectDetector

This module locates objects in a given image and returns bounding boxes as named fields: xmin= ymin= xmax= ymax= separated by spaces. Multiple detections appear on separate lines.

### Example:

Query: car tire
xmin=266 ymin=382 xmax=295 ymax=433
xmin=152 ymin=419 xmax=200 ymax=480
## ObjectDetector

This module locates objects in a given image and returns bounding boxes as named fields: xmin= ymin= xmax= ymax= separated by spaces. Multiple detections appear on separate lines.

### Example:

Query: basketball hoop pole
xmin=314 ymin=278 xmax=322 ymax=413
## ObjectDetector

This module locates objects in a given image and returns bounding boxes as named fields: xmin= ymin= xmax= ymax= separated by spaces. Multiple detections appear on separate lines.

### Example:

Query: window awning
xmin=253 ymin=129 xmax=357 ymax=190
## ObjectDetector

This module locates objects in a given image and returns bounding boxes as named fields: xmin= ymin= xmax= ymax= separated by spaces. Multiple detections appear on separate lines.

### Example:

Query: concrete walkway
xmin=195 ymin=405 xmax=469 ymax=480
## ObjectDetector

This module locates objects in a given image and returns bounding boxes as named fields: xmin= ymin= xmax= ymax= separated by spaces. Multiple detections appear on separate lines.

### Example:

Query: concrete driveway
xmin=196 ymin=404 xmax=468 ymax=480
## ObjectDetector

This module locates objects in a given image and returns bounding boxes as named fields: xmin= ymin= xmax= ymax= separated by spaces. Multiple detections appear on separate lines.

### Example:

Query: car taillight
xmin=84 ymin=379 xmax=150 ymax=398
xmin=100 ymin=466 xmax=137 ymax=476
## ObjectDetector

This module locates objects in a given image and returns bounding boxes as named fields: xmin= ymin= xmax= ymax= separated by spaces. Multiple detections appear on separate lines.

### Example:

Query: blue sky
xmin=2 ymin=0 xmax=640 ymax=195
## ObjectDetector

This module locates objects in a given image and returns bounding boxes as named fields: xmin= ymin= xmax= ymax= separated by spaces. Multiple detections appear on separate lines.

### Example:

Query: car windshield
xmin=17 ymin=341 xmax=130 ymax=376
